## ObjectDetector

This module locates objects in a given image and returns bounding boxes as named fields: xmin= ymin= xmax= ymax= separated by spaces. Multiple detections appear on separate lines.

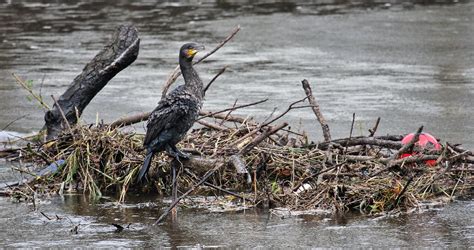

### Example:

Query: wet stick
xmin=301 ymin=79 xmax=331 ymax=142
xmin=109 ymin=99 xmax=267 ymax=129
xmin=368 ymin=117 xmax=381 ymax=137
xmin=154 ymin=163 xmax=224 ymax=225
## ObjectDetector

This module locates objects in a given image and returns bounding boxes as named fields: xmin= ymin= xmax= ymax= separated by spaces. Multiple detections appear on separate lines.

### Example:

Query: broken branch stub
xmin=44 ymin=25 xmax=140 ymax=139
xmin=301 ymin=79 xmax=331 ymax=142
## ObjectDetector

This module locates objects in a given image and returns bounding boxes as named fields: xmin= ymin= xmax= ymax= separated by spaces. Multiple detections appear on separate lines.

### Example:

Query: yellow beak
xmin=186 ymin=48 xmax=198 ymax=58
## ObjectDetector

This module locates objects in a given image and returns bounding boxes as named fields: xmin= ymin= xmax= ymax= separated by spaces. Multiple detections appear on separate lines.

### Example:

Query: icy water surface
xmin=0 ymin=0 xmax=473 ymax=247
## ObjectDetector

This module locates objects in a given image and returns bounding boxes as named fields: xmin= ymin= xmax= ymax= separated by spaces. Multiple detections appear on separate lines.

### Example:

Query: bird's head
xmin=180 ymin=43 xmax=205 ymax=61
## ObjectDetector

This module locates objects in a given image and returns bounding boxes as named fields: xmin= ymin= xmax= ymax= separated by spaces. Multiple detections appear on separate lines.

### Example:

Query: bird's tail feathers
xmin=138 ymin=152 xmax=154 ymax=182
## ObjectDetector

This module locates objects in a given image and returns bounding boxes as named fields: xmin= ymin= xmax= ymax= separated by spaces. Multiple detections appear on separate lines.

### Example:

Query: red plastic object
xmin=400 ymin=132 xmax=441 ymax=166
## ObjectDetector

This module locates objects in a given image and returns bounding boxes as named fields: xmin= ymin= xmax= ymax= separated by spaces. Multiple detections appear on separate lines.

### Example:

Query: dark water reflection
xmin=0 ymin=0 xmax=473 ymax=247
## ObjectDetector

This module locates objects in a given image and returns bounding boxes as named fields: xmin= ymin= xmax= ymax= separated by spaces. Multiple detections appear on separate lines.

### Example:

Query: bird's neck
xmin=180 ymin=59 xmax=203 ymax=98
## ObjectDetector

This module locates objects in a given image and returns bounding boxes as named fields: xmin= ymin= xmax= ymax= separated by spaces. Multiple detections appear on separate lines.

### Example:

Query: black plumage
xmin=138 ymin=43 xmax=205 ymax=182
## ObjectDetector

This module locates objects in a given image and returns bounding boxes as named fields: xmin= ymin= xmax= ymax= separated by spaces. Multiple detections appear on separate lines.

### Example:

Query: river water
xmin=0 ymin=0 xmax=473 ymax=247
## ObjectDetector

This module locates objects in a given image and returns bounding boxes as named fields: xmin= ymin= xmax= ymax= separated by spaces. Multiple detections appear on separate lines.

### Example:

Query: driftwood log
xmin=44 ymin=25 xmax=140 ymax=139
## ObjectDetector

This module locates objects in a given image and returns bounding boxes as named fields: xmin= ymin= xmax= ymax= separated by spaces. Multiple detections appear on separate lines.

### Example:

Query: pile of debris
xmin=1 ymin=94 xmax=472 ymax=216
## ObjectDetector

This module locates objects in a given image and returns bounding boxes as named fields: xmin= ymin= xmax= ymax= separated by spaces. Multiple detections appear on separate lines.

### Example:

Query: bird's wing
xmin=143 ymin=89 xmax=190 ymax=148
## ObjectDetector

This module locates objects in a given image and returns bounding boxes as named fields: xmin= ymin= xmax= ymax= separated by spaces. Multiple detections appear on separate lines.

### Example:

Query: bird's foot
xmin=166 ymin=145 xmax=190 ymax=160
xmin=173 ymin=149 xmax=190 ymax=160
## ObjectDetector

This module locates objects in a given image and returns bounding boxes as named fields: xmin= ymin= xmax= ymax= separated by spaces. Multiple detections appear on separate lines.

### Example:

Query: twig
xmin=392 ymin=126 xmax=424 ymax=160
xmin=109 ymin=105 xmax=259 ymax=129
xmin=369 ymin=153 xmax=439 ymax=177
xmin=388 ymin=154 xmax=440 ymax=165
xmin=39 ymin=74 xmax=46 ymax=102
xmin=425 ymin=149 xmax=471 ymax=185
xmin=203 ymin=66 xmax=227 ymax=95
xmin=229 ymin=127 xmax=261 ymax=148
xmin=109 ymin=112 xmax=150 ymax=128
xmin=369 ymin=117 xmax=381 ymax=137
xmin=260 ymin=97 xmax=307 ymax=127
xmin=349 ymin=113 xmax=356 ymax=139
xmin=161 ymin=26 xmax=240 ymax=98
xmin=199 ymin=111 xmax=250 ymax=124
xmin=315 ymin=137 xmax=403 ymax=150
xmin=183 ymin=168 xmax=250 ymax=201
xmin=195 ymin=26 xmax=241 ymax=64
xmin=51 ymin=95 xmax=72 ymax=132
xmin=1 ymin=115 xmax=28 ymax=131
xmin=393 ymin=175 xmax=414 ymax=206
xmin=301 ymin=79 xmax=331 ymax=142
xmin=40 ymin=211 xmax=52 ymax=220
xmin=197 ymin=99 xmax=268 ymax=121
xmin=448 ymin=142 xmax=474 ymax=157
xmin=154 ymin=163 xmax=224 ymax=225
xmin=345 ymin=113 xmax=356 ymax=154
xmin=196 ymin=120 xmax=228 ymax=131
xmin=220 ymin=99 xmax=239 ymax=126
xmin=292 ymin=164 xmax=341 ymax=192
xmin=240 ymin=122 xmax=288 ymax=155
xmin=349 ymin=113 xmax=355 ymax=140
xmin=171 ymin=161 xmax=178 ymax=220
xmin=12 ymin=73 xmax=50 ymax=110
xmin=447 ymin=150 xmax=471 ymax=161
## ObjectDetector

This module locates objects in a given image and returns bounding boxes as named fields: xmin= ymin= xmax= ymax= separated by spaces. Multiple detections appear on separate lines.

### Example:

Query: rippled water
xmin=0 ymin=0 xmax=473 ymax=247
xmin=1 ymin=192 xmax=473 ymax=248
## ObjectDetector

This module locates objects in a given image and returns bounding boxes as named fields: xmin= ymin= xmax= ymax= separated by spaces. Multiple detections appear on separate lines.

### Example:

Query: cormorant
xmin=137 ymin=43 xmax=205 ymax=182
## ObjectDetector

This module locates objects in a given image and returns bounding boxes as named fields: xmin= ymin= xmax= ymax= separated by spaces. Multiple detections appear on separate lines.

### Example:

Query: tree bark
xmin=44 ymin=25 xmax=140 ymax=139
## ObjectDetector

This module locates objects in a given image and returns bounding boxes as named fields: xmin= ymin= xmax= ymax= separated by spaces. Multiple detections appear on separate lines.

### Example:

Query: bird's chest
xmin=170 ymin=96 xmax=201 ymax=139
xmin=175 ymin=95 xmax=201 ymax=118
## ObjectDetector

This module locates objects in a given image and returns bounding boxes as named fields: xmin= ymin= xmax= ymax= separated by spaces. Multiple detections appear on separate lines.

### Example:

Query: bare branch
xmin=301 ymin=79 xmax=331 ymax=142
xmin=12 ymin=73 xmax=50 ymax=110
xmin=161 ymin=25 xmax=241 ymax=98
xmin=204 ymin=66 xmax=227 ymax=95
